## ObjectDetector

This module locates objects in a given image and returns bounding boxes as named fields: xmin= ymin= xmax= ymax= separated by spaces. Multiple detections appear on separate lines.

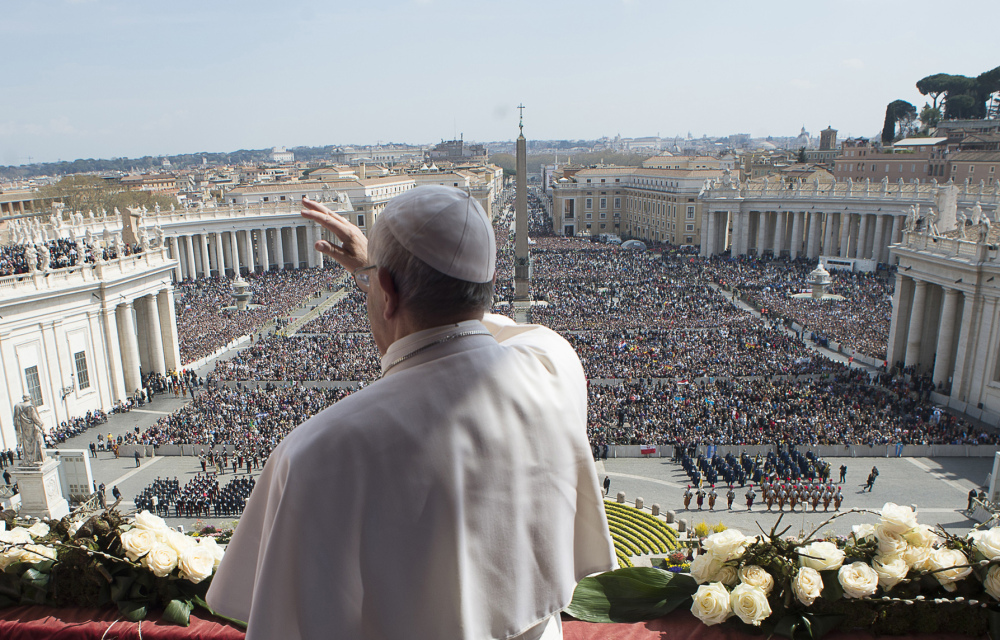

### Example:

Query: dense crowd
xmin=175 ymin=268 xmax=337 ymax=364
xmin=586 ymin=369 xmax=994 ymax=447
xmin=0 ymin=237 xmax=142 ymax=276
xmin=211 ymin=334 xmax=379 ymax=382
xmin=702 ymin=255 xmax=893 ymax=360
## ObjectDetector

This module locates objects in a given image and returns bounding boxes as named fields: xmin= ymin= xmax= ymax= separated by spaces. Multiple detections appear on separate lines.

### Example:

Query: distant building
xmin=270 ymin=147 xmax=295 ymax=163
xmin=426 ymin=139 xmax=488 ymax=164
xmin=819 ymin=127 xmax=838 ymax=151
xmin=833 ymin=138 xmax=950 ymax=184
xmin=934 ymin=119 xmax=1000 ymax=146
xmin=330 ymin=145 xmax=424 ymax=166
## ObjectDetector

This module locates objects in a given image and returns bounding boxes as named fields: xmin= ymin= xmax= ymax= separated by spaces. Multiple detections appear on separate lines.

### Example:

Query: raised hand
xmin=299 ymin=198 xmax=369 ymax=273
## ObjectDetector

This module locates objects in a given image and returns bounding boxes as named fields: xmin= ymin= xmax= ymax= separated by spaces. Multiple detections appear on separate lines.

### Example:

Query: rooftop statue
xmin=13 ymin=396 xmax=47 ymax=466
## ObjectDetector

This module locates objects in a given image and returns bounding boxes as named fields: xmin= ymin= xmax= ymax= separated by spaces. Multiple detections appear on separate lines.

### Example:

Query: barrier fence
xmin=607 ymin=443 xmax=999 ymax=459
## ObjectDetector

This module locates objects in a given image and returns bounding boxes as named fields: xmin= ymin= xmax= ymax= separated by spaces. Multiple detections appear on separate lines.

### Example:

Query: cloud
xmin=841 ymin=58 xmax=864 ymax=69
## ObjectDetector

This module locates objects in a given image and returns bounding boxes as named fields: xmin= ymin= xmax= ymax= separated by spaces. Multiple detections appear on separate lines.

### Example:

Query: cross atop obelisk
xmin=513 ymin=103 xmax=531 ymax=312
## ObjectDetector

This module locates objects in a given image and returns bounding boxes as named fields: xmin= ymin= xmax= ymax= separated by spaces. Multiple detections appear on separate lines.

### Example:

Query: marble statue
xmin=85 ymin=228 xmax=94 ymax=247
xmin=13 ymin=396 xmax=47 ymax=466
xmin=904 ymin=204 xmax=918 ymax=232
xmin=972 ymin=202 xmax=984 ymax=225
xmin=153 ymin=225 xmax=164 ymax=248
xmin=957 ymin=211 xmax=968 ymax=239
xmin=925 ymin=208 xmax=940 ymax=236
xmin=169 ymin=203 xmax=175 ymax=212
xmin=138 ymin=227 xmax=150 ymax=252
xmin=979 ymin=217 xmax=992 ymax=245
xmin=154 ymin=202 xmax=161 ymax=214
xmin=721 ymin=168 xmax=733 ymax=187
xmin=25 ymin=244 xmax=37 ymax=272
xmin=39 ymin=243 xmax=50 ymax=271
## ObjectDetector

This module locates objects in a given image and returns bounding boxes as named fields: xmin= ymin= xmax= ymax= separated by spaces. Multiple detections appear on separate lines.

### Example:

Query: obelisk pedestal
xmin=12 ymin=459 xmax=70 ymax=519
xmin=513 ymin=105 xmax=531 ymax=323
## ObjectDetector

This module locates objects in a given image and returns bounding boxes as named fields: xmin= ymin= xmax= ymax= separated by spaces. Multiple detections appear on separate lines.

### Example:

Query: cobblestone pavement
xmin=597 ymin=455 xmax=995 ymax=538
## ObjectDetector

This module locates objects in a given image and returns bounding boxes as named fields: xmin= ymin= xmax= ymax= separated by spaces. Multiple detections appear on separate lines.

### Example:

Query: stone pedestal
xmin=13 ymin=459 xmax=69 ymax=520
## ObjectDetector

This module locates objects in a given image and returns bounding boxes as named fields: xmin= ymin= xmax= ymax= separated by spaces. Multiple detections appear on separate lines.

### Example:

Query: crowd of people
xmin=174 ymin=268 xmax=338 ymax=363
xmin=0 ymin=237 xmax=143 ymax=276
xmin=210 ymin=334 xmax=379 ymax=382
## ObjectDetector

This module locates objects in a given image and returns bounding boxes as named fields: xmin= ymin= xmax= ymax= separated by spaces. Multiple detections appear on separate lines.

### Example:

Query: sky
xmin=1 ymin=0 xmax=998 ymax=166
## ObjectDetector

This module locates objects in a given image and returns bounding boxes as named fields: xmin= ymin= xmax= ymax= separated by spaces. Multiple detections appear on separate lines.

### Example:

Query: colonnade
xmin=102 ymin=288 xmax=181 ymax=399
xmin=704 ymin=210 xmax=906 ymax=263
xmin=165 ymin=225 xmax=321 ymax=281
xmin=888 ymin=275 xmax=974 ymax=396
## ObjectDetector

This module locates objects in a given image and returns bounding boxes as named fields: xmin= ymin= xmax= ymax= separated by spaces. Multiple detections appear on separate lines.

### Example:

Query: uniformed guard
xmin=683 ymin=485 xmax=693 ymax=510
xmin=726 ymin=485 xmax=735 ymax=510
xmin=745 ymin=485 xmax=755 ymax=511
xmin=708 ymin=485 xmax=717 ymax=511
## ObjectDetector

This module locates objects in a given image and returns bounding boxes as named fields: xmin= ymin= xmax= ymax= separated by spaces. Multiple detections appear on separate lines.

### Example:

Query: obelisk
xmin=513 ymin=104 xmax=531 ymax=313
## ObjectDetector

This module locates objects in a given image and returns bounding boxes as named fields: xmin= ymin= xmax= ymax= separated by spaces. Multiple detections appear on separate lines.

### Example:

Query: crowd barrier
xmin=117 ymin=444 xmax=235 ymax=458
xmin=607 ymin=443 xmax=999 ymax=459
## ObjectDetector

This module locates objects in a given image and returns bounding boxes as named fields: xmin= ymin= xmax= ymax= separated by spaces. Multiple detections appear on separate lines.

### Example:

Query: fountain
xmin=791 ymin=263 xmax=844 ymax=301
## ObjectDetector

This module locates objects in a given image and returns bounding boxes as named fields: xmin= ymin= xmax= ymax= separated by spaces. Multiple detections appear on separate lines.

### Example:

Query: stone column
xmin=756 ymin=212 xmax=767 ymax=257
xmin=771 ymin=211 xmax=783 ymax=255
xmin=904 ymin=280 xmax=928 ymax=369
xmin=706 ymin=211 xmax=718 ymax=256
xmin=859 ymin=214 xmax=873 ymax=261
xmin=950 ymin=295 xmax=978 ymax=402
xmin=276 ymin=228 xmax=286 ymax=270
xmin=872 ymin=215 xmax=886 ymax=264
xmin=101 ymin=308 xmax=127 ymax=402
xmin=229 ymin=231 xmax=241 ymax=275
xmin=116 ymin=302 xmax=142 ymax=394
xmin=839 ymin=213 xmax=851 ymax=258
xmin=244 ymin=229 xmax=256 ymax=273
xmin=822 ymin=213 xmax=834 ymax=257
xmin=259 ymin=229 xmax=270 ymax=272
xmin=184 ymin=234 xmax=196 ymax=281
xmin=199 ymin=234 xmax=211 ymax=278
xmin=214 ymin=232 xmax=225 ymax=277
xmin=143 ymin=295 xmax=166 ymax=375
xmin=789 ymin=211 xmax=802 ymax=259
xmin=157 ymin=289 xmax=181 ymax=371
xmin=932 ymin=288 xmax=962 ymax=390
xmin=890 ymin=214 xmax=902 ymax=252
xmin=168 ymin=237 xmax=183 ymax=281
xmin=807 ymin=212 xmax=821 ymax=259
xmin=291 ymin=226 xmax=301 ymax=269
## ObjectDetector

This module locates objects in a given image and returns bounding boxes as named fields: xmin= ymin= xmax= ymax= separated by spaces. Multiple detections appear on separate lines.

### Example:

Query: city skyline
xmin=2 ymin=0 xmax=997 ymax=166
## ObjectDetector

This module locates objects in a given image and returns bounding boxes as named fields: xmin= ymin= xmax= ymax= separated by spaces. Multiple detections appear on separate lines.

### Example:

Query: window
xmin=280 ymin=196 xmax=286 ymax=201
xmin=25 ymin=365 xmax=43 ymax=407
xmin=263 ymin=197 xmax=269 ymax=202
xmin=357 ymin=214 xmax=365 ymax=227
xmin=74 ymin=351 xmax=90 ymax=390
xmin=686 ymin=224 xmax=694 ymax=232
xmin=970 ymin=166 xmax=976 ymax=173
xmin=614 ymin=197 xmax=621 ymax=209
xmin=585 ymin=198 xmax=593 ymax=210
xmin=686 ymin=206 xmax=695 ymax=219
xmin=600 ymin=198 xmax=607 ymax=209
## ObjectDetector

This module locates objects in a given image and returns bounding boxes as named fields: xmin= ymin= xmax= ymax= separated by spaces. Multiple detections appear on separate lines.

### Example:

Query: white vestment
xmin=206 ymin=314 xmax=616 ymax=639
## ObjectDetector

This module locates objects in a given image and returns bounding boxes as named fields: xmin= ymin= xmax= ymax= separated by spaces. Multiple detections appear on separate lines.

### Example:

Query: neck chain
xmin=382 ymin=330 xmax=490 ymax=375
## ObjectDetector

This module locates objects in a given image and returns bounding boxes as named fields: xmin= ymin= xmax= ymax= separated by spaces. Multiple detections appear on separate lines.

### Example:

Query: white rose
xmin=0 ymin=546 xmax=25 ymax=569
xmin=162 ymin=530 xmax=196 ymax=556
xmin=974 ymin=528 xmax=1000 ymax=560
xmin=67 ymin=521 xmax=84 ymax=538
xmin=716 ymin=563 xmax=739 ymax=587
xmin=901 ymin=545 xmax=932 ymax=571
xmin=177 ymin=544 xmax=216 ymax=584
xmin=120 ymin=528 xmax=158 ymax=562
xmin=26 ymin=523 xmax=49 ymax=539
xmin=793 ymin=567 xmax=824 ymax=606
xmin=142 ymin=543 xmax=178 ymax=578
xmin=730 ymin=583 xmax=772 ymax=626
xmin=690 ymin=582 xmax=732 ymax=626
xmin=983 ymin=565 xmax=1000 ymax=601
xmin=902 ymin=524 xmax=939 ymax=549
xmin=738 ymin=565 xmax=775 ymax=596
xmin=927 ymin=548 xmax=971 ymax=592
xmin=690 ymin=553 xmax=723 ymax=584
xmin=880 ymin=503 xmax=918 ymax=536
xmin=838 ymin=562 xmax=879 ymax=599
xmin=197 ymin=537 xmax=225 ymax=569
xmin=874 ymin=524 xmax=908 ymax=557
xmin=21 ymin=544 xmax=57 ymax=563
xmin=0 ymin=528 xmax=33 ymax=545
xmin=872 ymin=555 xmax=909 ymax=591
xmin=701 ymin=529 xmax=749 ymax=561
xmin=133 ymin=511 xmax=169 ymax=532
xmin=798 ymin=541 xmax=845 ymax=571
xmin=852 ymin=524 xmax=876 ymax=541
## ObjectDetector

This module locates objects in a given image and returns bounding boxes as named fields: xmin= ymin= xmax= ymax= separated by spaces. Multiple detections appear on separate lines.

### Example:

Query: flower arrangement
xmin=568 ymin=503 xmax=1000 ymax=637
xmin=0 ymin=509 xmax=235 ymax=627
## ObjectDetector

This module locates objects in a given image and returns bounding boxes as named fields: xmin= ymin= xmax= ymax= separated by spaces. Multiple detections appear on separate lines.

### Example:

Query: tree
xmin=881 ymin=100 xmax=916 ymax=144
xmin=36 ymin=176 xmax=178 ymax=214
xmin=916 ymin=73 xmax=953 ymax=110
xmin=796 ymin=147 xmax=807 ymax=163
xmin=919 ymin=104 xmax=942 ymax=130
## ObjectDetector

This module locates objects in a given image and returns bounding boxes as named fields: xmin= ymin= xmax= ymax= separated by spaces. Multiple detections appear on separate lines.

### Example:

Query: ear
xmin=376 ymin=267 xmax=399 ymax=320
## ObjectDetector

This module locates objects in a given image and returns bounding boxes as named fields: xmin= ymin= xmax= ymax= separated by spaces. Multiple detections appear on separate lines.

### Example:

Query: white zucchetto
xmin=380 ymin=185 xmax=496 ymax=283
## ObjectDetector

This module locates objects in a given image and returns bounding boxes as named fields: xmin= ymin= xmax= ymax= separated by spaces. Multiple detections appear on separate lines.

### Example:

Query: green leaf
xmin=990 ymin=608 xmax=1000 ymax=640
xmin=110 ymin=575 xmax=134 ymax=603
xmin=565 ymin=567 xmax=698 ymax=623
xmin=162 ymin=599 xmax=193 ymax=627
xmin=804 ymin=613 xmax=845 ymax=640
xmin=192 ymin=595 xmax=248 ymax=629
xmin=819 ymin=570 xmax=843 ymax=601
xmin=118 ymin=600 xmax=148 ymax=622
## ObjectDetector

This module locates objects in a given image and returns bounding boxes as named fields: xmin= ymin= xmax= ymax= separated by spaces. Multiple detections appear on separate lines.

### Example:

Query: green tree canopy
xmin=882 ymin=100 xmax=916 ymax=144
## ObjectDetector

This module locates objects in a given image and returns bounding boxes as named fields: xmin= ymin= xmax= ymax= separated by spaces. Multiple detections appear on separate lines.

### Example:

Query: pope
xmin=207 ymin=186 xmax=615 ymax=640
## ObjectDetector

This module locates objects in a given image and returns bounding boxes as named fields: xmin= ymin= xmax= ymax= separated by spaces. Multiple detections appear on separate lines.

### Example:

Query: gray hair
xmin=368 ymin=219 xmax=494 ymax=325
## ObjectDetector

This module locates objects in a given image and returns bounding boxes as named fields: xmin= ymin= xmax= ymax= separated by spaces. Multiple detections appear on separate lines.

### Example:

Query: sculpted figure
xmin=972 ymin=202 xmax=984 ymax=225
xmin=957 ymin=211 xmax=968 ymax=239
xmin=25 ymin=244 xmax=38 ymax=272
xmin=39 ymin=243 xmax=51 ymax=271
xmin=980 ymin=217 xmax=992 ymax=244
xmin=13 ymin=395 xmax=47 ymax=466
xmin=925 ymin=207 xmax=940 ymax=236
